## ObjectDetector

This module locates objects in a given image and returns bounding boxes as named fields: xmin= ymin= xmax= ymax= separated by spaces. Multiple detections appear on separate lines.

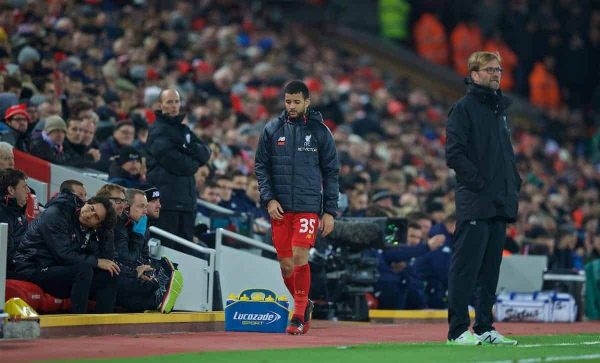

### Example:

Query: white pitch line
xmin=480 ymin=353 xmax=600 ymax=363
xmin=517 ymin=341 xmax=600 ymax=348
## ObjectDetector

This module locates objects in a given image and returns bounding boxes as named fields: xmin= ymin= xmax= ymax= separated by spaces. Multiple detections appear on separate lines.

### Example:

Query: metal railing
xmin=149 ymin=226 xmax=216 ymax=311
xmin=214 ymin=228 xmax=276 ymax=271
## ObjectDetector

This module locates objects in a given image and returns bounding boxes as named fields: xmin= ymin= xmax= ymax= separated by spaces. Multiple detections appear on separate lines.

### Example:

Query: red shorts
xmin=271 ymin=212 xmax=319 ymax=259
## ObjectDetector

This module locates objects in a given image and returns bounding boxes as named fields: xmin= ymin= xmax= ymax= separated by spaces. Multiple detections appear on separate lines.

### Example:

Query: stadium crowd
xmin=0 ymin=0 xmax=599 ymax=312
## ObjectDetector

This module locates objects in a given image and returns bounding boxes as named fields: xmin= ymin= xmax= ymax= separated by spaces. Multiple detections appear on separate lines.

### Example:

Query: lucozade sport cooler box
xmin=225 ymin=288 xmax=290 ymax=333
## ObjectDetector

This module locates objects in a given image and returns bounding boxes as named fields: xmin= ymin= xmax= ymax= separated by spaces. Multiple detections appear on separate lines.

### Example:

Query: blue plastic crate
xmin=225 ymin=288 xmax=290 ymax=333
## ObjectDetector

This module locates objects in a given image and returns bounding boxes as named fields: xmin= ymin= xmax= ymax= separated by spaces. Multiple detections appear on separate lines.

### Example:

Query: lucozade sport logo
xmin=232 ymin=311 xmax=282 ymax=325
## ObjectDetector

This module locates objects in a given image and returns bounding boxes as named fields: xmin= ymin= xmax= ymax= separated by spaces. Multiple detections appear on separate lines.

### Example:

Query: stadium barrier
xmin=149 ymin=226 xmax=215 ymax=311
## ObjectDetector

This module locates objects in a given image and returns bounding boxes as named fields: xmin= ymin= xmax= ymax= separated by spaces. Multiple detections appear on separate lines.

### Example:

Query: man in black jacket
xmin=13 ymin=193 xmax=119 ymax=313
xmin=255 ymin=80 xmax=339 ymax=335
xmin=146 ymin=89 xmax=211 ymax=241
xmin=0 ymin=168 xmax=29 ymax=274
xmin=445 ymin=51 xmax=521 ymax=346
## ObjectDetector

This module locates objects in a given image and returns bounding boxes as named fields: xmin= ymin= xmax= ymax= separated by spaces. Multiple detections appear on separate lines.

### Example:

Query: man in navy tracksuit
xmin=255 ymin=80 xmax=339 ymax=335
xmin=415 ymin=214 xmax=456 ymax=308
xmin=374 ymin=221 xmax=444 ymax=309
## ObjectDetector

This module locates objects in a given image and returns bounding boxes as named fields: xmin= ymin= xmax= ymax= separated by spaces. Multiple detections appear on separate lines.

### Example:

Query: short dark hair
xmin=284 ymin=80 xmax=309 ymax=99
xmin=86 ymin=196 xmax=117 ymax=230
xmin=445 ymin=213 xmax=457 ymax=224
xmin=66 ymin=118 xmax=83 ymax=127
xmin=406 ymin=211 xmax=430 ymax=221
xmin=0 ymin=168 xmax=27 ymax=196
xmin=231 ymin=170 xmax=247 ymax=178
xmin=408 ymin=221 xmax=422 ymax=230
xmin=60 ymin=179 xmax=84 ymax=194
xmin=69 ymin=99 xmax=94 ymax=118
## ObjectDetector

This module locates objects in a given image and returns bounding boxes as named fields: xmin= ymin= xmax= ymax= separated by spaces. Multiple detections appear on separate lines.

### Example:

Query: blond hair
xmin=467 ymin=51 xmax=502 ymax=73
xmin=96 ymin=183 xmax=126 ymax=198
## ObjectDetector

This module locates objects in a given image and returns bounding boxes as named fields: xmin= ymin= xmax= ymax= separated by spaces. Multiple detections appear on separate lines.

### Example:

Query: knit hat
xmin=144 ymin=187 xmax=160 ymax=202
xmin=117 ymin=146 xmax=140 ymax=165
xmin=372 ymin=189 xmax=393 ymax=203
xmin=114 ymin=119 xmax=134 ymax=132
xmin=17 ymin=46 xmax=40 ymax=66
xmin=44 ymin=115 xmax=67 ymax=134
xmin=4 ymin=103 xmax=30 ymax=122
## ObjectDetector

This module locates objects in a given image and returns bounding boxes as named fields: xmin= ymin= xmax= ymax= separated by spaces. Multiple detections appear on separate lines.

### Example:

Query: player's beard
xmin=288 ymin=109 xmax=305 ymax=121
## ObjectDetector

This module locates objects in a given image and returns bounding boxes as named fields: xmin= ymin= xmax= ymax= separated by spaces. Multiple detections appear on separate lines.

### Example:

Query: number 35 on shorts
xmin=299 ymin=217 xmax=316 ymax=237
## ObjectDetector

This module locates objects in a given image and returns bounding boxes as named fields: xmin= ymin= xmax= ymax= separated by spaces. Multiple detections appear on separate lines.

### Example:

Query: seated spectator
xmin=586 ymin=232 xmax=600 ymax=263
xmin=550 ymin=225 xmax=582 ymax=270
xmin=0 ymin=104 xmax=30 ymax=152
xmin=216 ymin=174 xmax=237 ymax=210
xmin=0 ymin=141 xmax=15 ymax=170
xmin=115 ymin=188 xmax=182 ymax=313
xmin=343 ymin=189 xmax=368 ymax=217
xmin=197 ymin=180 xmax=221 ymax=226
xmin=370 ymin=189 xmax=398 ymax=216
xmin=131 ymin=115 xmax=149 ymax=158
xmin=59 ymin=179 xmax=87 ymax=202
xmin=108 ymin=146 xmax=146 ymax=189
xmin=62 ymin=117 xmax=101 ymax=168
xmin=231 ymin=170 xmax=249 ymax=192
xmin=29 ymin=115 xmax=68 ymax=164
xmin=0 ymin=168 xmax=29 ymax=274
xmin=80 ymin=118 xmax=99 ymax=149
xmin=407 ymin=211 xmax=433 ymax=238
xmin=13 ymin=193 xmax=119 ymax=313
xmin=234 ymin=176 xmax=269 ymax=221
xmin=97 ymin=120 xmax=135 ymax=172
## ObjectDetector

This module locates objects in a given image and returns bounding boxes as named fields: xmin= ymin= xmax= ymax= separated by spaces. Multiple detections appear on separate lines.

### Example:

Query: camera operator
xmin=373 ymin=221 xmax=444 ymax=309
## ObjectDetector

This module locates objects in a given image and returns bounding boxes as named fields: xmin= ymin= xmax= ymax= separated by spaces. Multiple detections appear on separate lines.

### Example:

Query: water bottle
xmin=148 ymin=238 xmax=161 ymax=258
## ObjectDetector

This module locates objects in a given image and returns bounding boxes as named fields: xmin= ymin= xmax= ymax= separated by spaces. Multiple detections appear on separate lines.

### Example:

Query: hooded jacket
xmin=445 ymin=81 xmax=521 ymax=222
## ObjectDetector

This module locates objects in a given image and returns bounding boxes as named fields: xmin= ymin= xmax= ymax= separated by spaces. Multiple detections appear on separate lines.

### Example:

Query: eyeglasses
xmin=109 ymin=197 xmax=128 ymax=205
xmin=477 ymin=67 xmax=503 ymax=74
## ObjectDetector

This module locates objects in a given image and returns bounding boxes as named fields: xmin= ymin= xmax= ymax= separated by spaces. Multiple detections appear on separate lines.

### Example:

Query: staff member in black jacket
xmin=14 ymin=193 xmax=119 ymax=313
xmin=255 ymin=80 xmax=339 ymax=335
xmin=146 ymin=89 xmax=211 ymax=241
xmin=0 ymin=168 xmax=29 ymax=275
xmin=445 ymin=51 xmax=521 ymax=346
